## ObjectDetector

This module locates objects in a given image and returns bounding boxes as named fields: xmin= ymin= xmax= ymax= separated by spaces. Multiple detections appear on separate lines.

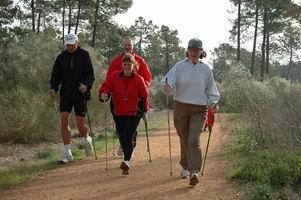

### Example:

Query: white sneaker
xmin=117 ymin=146 xmax=123 ymax=156
xmin=60 ymin=151 xmax=73 ymax=163
xmin=120 ymin=160 xmax=130 ymax=175
xmin=189 ymin=173 xmax=199 ymax=186
xmin=180 ymin=169 xmax=190 ymax=179
xmin=84 ymin=136 xmax=93 ymax=156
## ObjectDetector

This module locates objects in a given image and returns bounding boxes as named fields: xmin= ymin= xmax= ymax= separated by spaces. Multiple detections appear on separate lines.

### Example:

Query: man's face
xmin=122 ymin=39 xmax=133 ymax=53
xmin=66 ymin=43 xmax=78 ymax=53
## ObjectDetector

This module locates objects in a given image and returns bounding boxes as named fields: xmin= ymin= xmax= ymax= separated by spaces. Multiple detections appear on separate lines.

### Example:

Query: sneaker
xmin=59 ymin=151 xmax=73 ymax=164
xmin=84 ymin=136 xmax=93 ymax=156
xmin=180 ymin=169 xmax=190 ymax=179
xmin=120 ymin=160 xmax=130 ymax=175
xmin=117 ymin=146 xmax=124 ymax=156
xmin=189 ymin=173 xmax=199 ymax=186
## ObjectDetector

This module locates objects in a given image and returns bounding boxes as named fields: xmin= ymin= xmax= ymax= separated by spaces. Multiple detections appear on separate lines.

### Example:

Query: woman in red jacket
xmin=99 ymin=53 xmax=149 ymax=175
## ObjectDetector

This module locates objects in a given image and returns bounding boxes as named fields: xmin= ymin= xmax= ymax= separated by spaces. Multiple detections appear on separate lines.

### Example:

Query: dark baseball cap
xmin=187 ymin=38 xmax=202 ymax=49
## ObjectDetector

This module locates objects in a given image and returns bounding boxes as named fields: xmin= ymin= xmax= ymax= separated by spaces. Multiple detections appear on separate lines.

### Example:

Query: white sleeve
xmin=206 ymin=70 xmax=220 ymax=104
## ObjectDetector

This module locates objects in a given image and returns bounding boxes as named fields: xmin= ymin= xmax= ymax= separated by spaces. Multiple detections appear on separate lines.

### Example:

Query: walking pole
xmin=201 ymin=126 xmax=212 ymax=175
xmin=54 ymin=100 xmax=61 ymax=125
xmin=112 ymin=122 xmax=116 ymax=156
xmin=84 ymin=93 xmax=98 ymax=160
xmin=166 ymin=78 xmax=173 ymax=176
xmin=53 ymin=99 xmax=62 ymax=139
xmin=104 ymin=102 xmax=109 ymax=171
xmin=143 ymin=114 xmax=152 ymax=162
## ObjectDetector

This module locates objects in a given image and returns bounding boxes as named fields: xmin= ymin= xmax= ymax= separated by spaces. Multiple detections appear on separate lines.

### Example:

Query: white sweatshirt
xmin=161 ymin=58 xmax=220 ymax=106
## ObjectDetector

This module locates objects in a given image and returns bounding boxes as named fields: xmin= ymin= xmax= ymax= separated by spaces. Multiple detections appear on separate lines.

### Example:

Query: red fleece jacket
xmin=99 ymin=71 xmax=149 ymax=116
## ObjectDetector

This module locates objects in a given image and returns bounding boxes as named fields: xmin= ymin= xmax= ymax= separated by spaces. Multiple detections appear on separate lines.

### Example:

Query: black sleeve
xmin=50 ymin=55 xmax=62 ymax=92
xmin=138 ymin=97 xmax=147 ymax=113
xmin=85 ymin=52 xmax=95 ymax=90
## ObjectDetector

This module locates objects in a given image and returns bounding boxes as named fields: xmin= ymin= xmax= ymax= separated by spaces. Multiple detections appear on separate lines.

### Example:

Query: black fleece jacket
xmin=50 ymin=47 xmax=95 ymax=99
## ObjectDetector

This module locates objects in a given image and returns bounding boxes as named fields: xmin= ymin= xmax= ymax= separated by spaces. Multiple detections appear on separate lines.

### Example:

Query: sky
xmin=113 ymin=0 xmax=235 ymax=58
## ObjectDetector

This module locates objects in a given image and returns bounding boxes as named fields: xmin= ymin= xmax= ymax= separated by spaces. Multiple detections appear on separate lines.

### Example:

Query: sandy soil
xmin=0 ymin=114 xmax=242 ymax=200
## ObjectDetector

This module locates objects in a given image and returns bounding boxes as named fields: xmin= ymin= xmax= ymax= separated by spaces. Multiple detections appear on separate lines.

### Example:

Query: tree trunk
xmin=165 ymin=40 xmax=170 ymax=74
xmin=165 ymin=51 xmax=169 ymax=74
xmin=138 ymin=35 xmax=142 ymax=55
xmin=287 ymin=45 xmax=293 ymax=79
xmin=251 ymin=3 xmax=259 ymax=75
xmin=91 ymin=0 xmax=100 ymax=47
xmin=31 ymin=0 xmax=35 ymax=32
xmin=37 ymin=10 xmax=41 ymax=33
xmin=62 ymin=0 xmax=66 ymax=45
xmin=237 ymin=0 xmax=241 ymax=63
xmin=75 ymin=0 xmax=81 ymax=34
xmin=68 ymin=4 xmax=72 ymax=33
xmin=260 ymin=9 xmax=267 ymax=82
xmin=265 ymin=32 xmax=270 ymax=74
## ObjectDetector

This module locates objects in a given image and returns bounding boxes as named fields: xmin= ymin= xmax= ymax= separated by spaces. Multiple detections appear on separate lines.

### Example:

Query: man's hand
xmin=209 ymin=101 xmax=219 ymax=112
xmin=162 ymin=83 xmax=175 ymax=95
xmin=49 ymin=89 xmax=56 ymax=99
xmin=79 ymin=83 xmax=87 ymax=93
xmin=100 ymin=93 xmax=108 ymax=101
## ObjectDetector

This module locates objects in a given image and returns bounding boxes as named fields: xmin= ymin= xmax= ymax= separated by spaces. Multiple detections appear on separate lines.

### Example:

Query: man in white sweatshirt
xmin=161 ymin=38 xmax=220 ymax=186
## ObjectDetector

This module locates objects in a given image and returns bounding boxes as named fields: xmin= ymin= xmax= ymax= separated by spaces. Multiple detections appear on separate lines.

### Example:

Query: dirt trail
xmin=1 ymin=114 xmax=241 ymax=200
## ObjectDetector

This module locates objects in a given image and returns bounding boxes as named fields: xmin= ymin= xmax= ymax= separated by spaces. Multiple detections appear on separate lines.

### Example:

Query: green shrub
xmin=227 ymin=123 xmax=301 ymax=199
xmin=250 ymin=183 xmax=271 ymax=200
xmin=36 ymin=149 xmax=56 ymax=159
xmin=150 ymin=79 xmax=173 ymax=109
xmin=0 ymin=88 xmax=58 ymax=143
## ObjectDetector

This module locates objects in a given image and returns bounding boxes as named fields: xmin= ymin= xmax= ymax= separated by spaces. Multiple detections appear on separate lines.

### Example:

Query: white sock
xmin=64 ymin=144 xmax=71 ymax=154
xmin=84 ymin=136 xmax=92 ymax=143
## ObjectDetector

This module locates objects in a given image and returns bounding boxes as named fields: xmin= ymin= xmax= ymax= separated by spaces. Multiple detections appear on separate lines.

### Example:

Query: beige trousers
xmin=173 ymin=101 xmax=207 ymax=173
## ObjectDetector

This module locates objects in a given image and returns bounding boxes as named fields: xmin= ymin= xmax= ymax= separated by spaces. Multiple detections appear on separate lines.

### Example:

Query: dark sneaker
xmin=120 ymin=160 xmax=130 ymax=175
xmin=189 ymin=173 xmax=199 ymax=186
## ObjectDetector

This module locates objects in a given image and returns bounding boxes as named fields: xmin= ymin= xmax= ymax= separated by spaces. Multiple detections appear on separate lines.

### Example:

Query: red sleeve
xmin=106 ymin=54 xmax=122 ymax=80
xmin=135 ymin=55 xmax=152 ymax=89
xmin=99 ymin=72 xmax=115 ymax=95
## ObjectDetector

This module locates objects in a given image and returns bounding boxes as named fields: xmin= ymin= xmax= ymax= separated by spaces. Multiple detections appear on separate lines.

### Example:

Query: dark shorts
xmin=60 ymin=97 xmax=86 ymax=117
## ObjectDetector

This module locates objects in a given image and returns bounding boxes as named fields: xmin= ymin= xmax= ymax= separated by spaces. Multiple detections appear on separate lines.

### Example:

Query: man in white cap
xmin=161 ymin=38 xmax=220 ymax=186
xmin=49 ymin=33 xmax=95 ymax=163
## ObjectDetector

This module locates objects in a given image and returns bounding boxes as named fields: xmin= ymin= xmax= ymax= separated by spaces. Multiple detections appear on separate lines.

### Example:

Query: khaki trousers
xmin=173 ymin=101 xmax=207 ymax=173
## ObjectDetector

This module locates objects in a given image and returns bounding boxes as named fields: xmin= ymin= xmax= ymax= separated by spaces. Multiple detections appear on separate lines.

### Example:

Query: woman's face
xmin=122 ymin=61 xmax=134 ymax=76
xmin=187 ymin=48 xmax=202 ymax=64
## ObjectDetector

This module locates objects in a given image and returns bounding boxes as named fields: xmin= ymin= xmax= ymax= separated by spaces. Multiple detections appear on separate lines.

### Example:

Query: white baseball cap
xmin=64 ymin=33 xmax=78 ymax=45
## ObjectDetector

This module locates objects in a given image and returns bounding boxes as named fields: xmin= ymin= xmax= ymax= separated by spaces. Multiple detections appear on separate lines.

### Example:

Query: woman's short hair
xmin=122 ymin=53 xmax=140 ymax=73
